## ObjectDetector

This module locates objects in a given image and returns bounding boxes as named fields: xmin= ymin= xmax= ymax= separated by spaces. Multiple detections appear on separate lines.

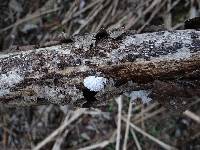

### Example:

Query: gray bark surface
xmin=0 ymin=29 xmax=199 ymax=107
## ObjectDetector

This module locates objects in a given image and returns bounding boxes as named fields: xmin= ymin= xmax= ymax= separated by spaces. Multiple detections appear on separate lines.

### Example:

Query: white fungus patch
xmin=0 ymin=70 xmax=23 ymax=96
xmin=123 ymin=30 xmax=194 ymax=47
xmin=110 ymin=30 xmax=199 ymax=63
xmin=127 ymin=90 xmax=152 ymax=104
xmin=73 ymin=33 xmax=96 ymax=49
xmin=45 ymin=86 xmax=64 ymax=98
xmin=0 ymin=45 xmax=71 ymax=60
xmin=79 ymin=65 xmax=90 ymax=72
xmin=161 ymin=47 xmax=191 ymax=60
xmin=28 ymin=84 xmax=84 ymax=104
xmin=83 ymin=76 xmax=107 ymax=92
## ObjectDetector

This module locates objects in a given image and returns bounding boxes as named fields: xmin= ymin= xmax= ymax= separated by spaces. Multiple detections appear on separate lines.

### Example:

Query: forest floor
xmin=0 ymin=0 xmax=200 ymax=149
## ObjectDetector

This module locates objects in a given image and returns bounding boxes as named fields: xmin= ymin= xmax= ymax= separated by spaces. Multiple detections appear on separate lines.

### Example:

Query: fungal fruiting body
xmin=83 ymin=76 xmax=107 ymax=92
xmin=128 ymin=90 xmax=152 ymax=104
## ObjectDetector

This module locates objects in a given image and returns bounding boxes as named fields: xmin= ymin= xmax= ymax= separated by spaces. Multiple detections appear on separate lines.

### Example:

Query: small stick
xmin=184 ymin=110 xmax=200 ymax=124
xmin=0 ymin=7 xmax=61 ymax=33
xmin=130 ymin=128 xmax=142 ymax=150
xmin=137 ymin=0 xmax=167 ymax=33
xmin=74 ymin=4 xmax=103 ymax=34
xmin=111 ymin=0 xmax=119 ymax=16
xmin=134 ymin=107 xmax=165 ymax=124
xmin=78 ymin=131 xmax=116 ymax=150
xmin=33 ymin=109 xmax=85 ymax=150
xmin=122 ymin=100 xmax=133 ymax=150
xmin=122 ymin=116 xmax=177 ymax=150
xmin=115 ymin=95 xmax=123 ymax=150
xmin=132 ymin=102 xmax=160 ymax=121
xmin=95 ymin=3 xmax=113 ymax=32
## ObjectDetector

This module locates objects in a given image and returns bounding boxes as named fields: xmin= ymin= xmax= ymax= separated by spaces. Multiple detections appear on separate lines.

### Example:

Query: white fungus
xmin=0 ymin=70 xmax=23 ymax=96
xmin=128 ymin=90 xmax=152 ymax=104
xmin=83 ymin=76 xmax=107 ymax=92
xmin=0 ymin=71 xmax=22 ymax=87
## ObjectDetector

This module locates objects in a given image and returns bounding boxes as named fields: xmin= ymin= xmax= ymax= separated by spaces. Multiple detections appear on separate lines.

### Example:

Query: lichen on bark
xmin=0 ymin=29 xmax=199 ymax=107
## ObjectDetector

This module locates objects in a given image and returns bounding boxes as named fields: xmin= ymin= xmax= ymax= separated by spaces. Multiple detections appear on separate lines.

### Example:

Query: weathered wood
xmin=0 ymin=29 xmax=199 ymax=107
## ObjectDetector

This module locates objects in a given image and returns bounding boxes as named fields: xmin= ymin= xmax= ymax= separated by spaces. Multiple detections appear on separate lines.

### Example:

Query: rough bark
xmin=0 ymin=29 xmax=199 ymax=108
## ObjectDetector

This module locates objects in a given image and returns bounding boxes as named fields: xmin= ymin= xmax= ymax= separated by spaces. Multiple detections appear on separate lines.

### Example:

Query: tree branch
xmin=0 ymin=29 xmax=199 ymax=107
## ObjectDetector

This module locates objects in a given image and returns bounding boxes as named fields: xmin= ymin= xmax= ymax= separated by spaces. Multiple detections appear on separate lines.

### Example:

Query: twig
xmin=53 ymin=0 xmax=103 ymax=31
xmin=0 ymin=7 xmax=61 ymax=33
xmin=33 ymin=109 xmax=85 ymax=150
xmin=74 ymin=4 xmax=103 ymax=34
xmin=61 ymin=1 xmax=78 ymax=25
xmin=79 ymin=141 xmax=110 ymax=150
xmin=78 ymin=131 xmax=116 ymax=150
xmin=125 ymin=0 xmax=161 ymax=29
xmin=134 ymin=107 xmax=166 ymax=124
xmin=172 ymin=23 xmax=184 ymax=30
xmin=111 ymin=0 xmax=119 ymax=16
xmin=123 ymin=100 xmax=133 ymax=150
xmin=95 ymin=3 xmax=113 ymax=32
xmin=115 ymin=95 xmax=123 ymax=150
xmin=167 ymin=0 xmax=181 ymax=13
xmin=183 ymin=110 xmax=200 ymax=124
xmin=52 ymin=129 xmax=69 ymax=150
xmin=130 ymin=128 xmax=142 ymax=150
xmin=141 ymin=105 xmax=145 ymax=130
xmin=122 ymin=116 xmax=177 ymax=150
xmin=190 ymin=0 xmax=199 ymax=18
xmin=137 ymin=0 xmax=167 ymax=33
xmin=164 ymin=0 xmax=172 ymax=29
xmin=143 ymin=0 xmax=161 ymax=15
xmin=51 ymin=107 xmax=70 ymax=150
xmin=132 ymin=102 xmax=160 ymax=121
xmin=73 ymin=0 xmax=104 ymax=18
xmin=108 ymin=15 xmax=128 ymax=30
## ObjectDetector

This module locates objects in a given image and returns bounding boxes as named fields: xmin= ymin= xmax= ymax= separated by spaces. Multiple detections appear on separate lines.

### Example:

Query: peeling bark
xmin=0 ymin=29 xmax=199 ymax=108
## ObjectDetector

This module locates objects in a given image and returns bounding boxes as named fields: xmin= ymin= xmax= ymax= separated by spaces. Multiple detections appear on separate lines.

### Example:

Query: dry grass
xmin=0 ymin=0 xmax=200 ymax=149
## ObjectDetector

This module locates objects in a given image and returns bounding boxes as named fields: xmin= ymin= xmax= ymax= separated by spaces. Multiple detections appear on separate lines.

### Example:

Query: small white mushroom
xmin=83 ymin=76 xmax=107 ymax=92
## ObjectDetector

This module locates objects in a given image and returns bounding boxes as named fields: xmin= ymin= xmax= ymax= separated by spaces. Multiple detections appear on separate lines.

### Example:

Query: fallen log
xmin=0 ymin=29 xmax=199 ymax=108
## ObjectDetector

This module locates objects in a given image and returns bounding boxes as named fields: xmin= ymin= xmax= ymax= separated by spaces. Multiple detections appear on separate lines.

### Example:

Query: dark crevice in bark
xmin=82 ymin=88 xmax=98 ymax=107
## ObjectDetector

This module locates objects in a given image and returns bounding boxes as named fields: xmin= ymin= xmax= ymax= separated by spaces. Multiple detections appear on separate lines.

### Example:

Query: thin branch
xmin=33 ymin=109 xmax=85 ymax=150
xmin=130 ymin=129 xmax=142 ymax=150
xmin=78 ymin=131 xmax=116 ymax=150
xmin=184 ymin=110 xmax=200 ymax=124
xmin=123 ymin=100 xmax=132 ymax=150
xmin=115 ymin=95 xmax=123 ymax=150
xmin=122 ymin=116 xmax=177 ymax=150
